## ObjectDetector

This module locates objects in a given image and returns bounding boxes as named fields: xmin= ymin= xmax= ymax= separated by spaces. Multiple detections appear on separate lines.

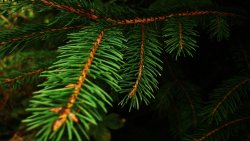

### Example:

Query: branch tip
xmin=51 ymin=30 xmax=105 ymax=131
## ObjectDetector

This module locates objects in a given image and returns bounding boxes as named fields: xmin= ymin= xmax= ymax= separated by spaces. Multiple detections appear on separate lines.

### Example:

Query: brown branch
xmin=211 ymin=78 xmax=250 ymax=116
xmin=0 ymin=25 xmax=85 ymax=46
xmin=108 ymin=10 xmax=245 ymax=25
xmin=41 ymin=0 xmax=99 ymax=20
xmin=196 ymin=116 xmax=250 ymax=141
xmin=178 ymin=18 xmax=183 ymax=50
xmin=129 ymin=25 xmax=145 ymax=98
xmin=51 ymin=30 xmax=105 ymax=131
xmin=40 ymin=1 xmax=247 ymax=25
xmin=3 ymin=68 xmax=45 ymax=84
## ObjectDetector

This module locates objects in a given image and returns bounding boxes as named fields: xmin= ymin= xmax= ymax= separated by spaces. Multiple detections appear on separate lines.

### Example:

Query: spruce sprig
xmin=23 ymin=25 xmax=125 ymax=141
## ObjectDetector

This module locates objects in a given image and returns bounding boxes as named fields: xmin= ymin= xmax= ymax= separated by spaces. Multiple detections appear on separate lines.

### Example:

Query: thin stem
xmin=3 ymin=68 xmax=45 ymax=84
xmin=41 ymin=0 xmax=99 ymax=20
xmin=40 ymin=1 xmax=246 ymax=24
xmin=178 ymin=18 xmax=183 ymax=49
xmin=109 ymin=10 xmax=245 ymax=25
xmin=196 ymin=116 xmax=250 ymax=141
xmin=0 ymin=25 xmax=85 ymax=46
xmin=211 ymin=78 xmax=250 ymax=116
xmin=129 ymin=25 xmax=145 ymax=98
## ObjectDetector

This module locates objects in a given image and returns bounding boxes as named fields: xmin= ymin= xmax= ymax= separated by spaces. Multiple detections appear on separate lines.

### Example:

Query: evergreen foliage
xmin=119 ymin=25 xmax=162 ymax=110
xmin=0 ymin=0 xmax=249 ymax=141
xmin=163 ymin=17 xmax=199 ymax=59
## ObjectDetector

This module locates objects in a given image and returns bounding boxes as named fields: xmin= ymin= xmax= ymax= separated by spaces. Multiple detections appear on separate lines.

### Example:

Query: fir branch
xmin=110 ymin=10 xmax=244 ymax=25
xmin=3 ymin=68 xmax=45 ymax=84
xmin=129 ymin=24 xmax=145 ymax=98
xmin=0 ymin=50 xmax=57 ymax=89
xmin=211 ymin=78 xmax=250 ymax=116
xmin=178 ymin=18 xmax=183 ymax=50
xmin=0 ymin=25 xmax=85 ymax=46
xmin=163 ymin=17 xmax=199 ymax=59
xmin=199 ymin=76 xmax=250 ymax=125
xmin=40 ymin=0 xmax=99 ymax=20
xmin=119 ymin=25 xmax=162 ymax=110
xmin=0 ymin=1 xmax=248 ymax=140
xmin=195 ymin=116 xmax=250 ymax=141
xmin=51 ymin=30 xmax=105 ymax=131
xmin=23 ymin=25 xmax=125 ymax=140
xmin=208 ymin=16 xmax=230 ymax=41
